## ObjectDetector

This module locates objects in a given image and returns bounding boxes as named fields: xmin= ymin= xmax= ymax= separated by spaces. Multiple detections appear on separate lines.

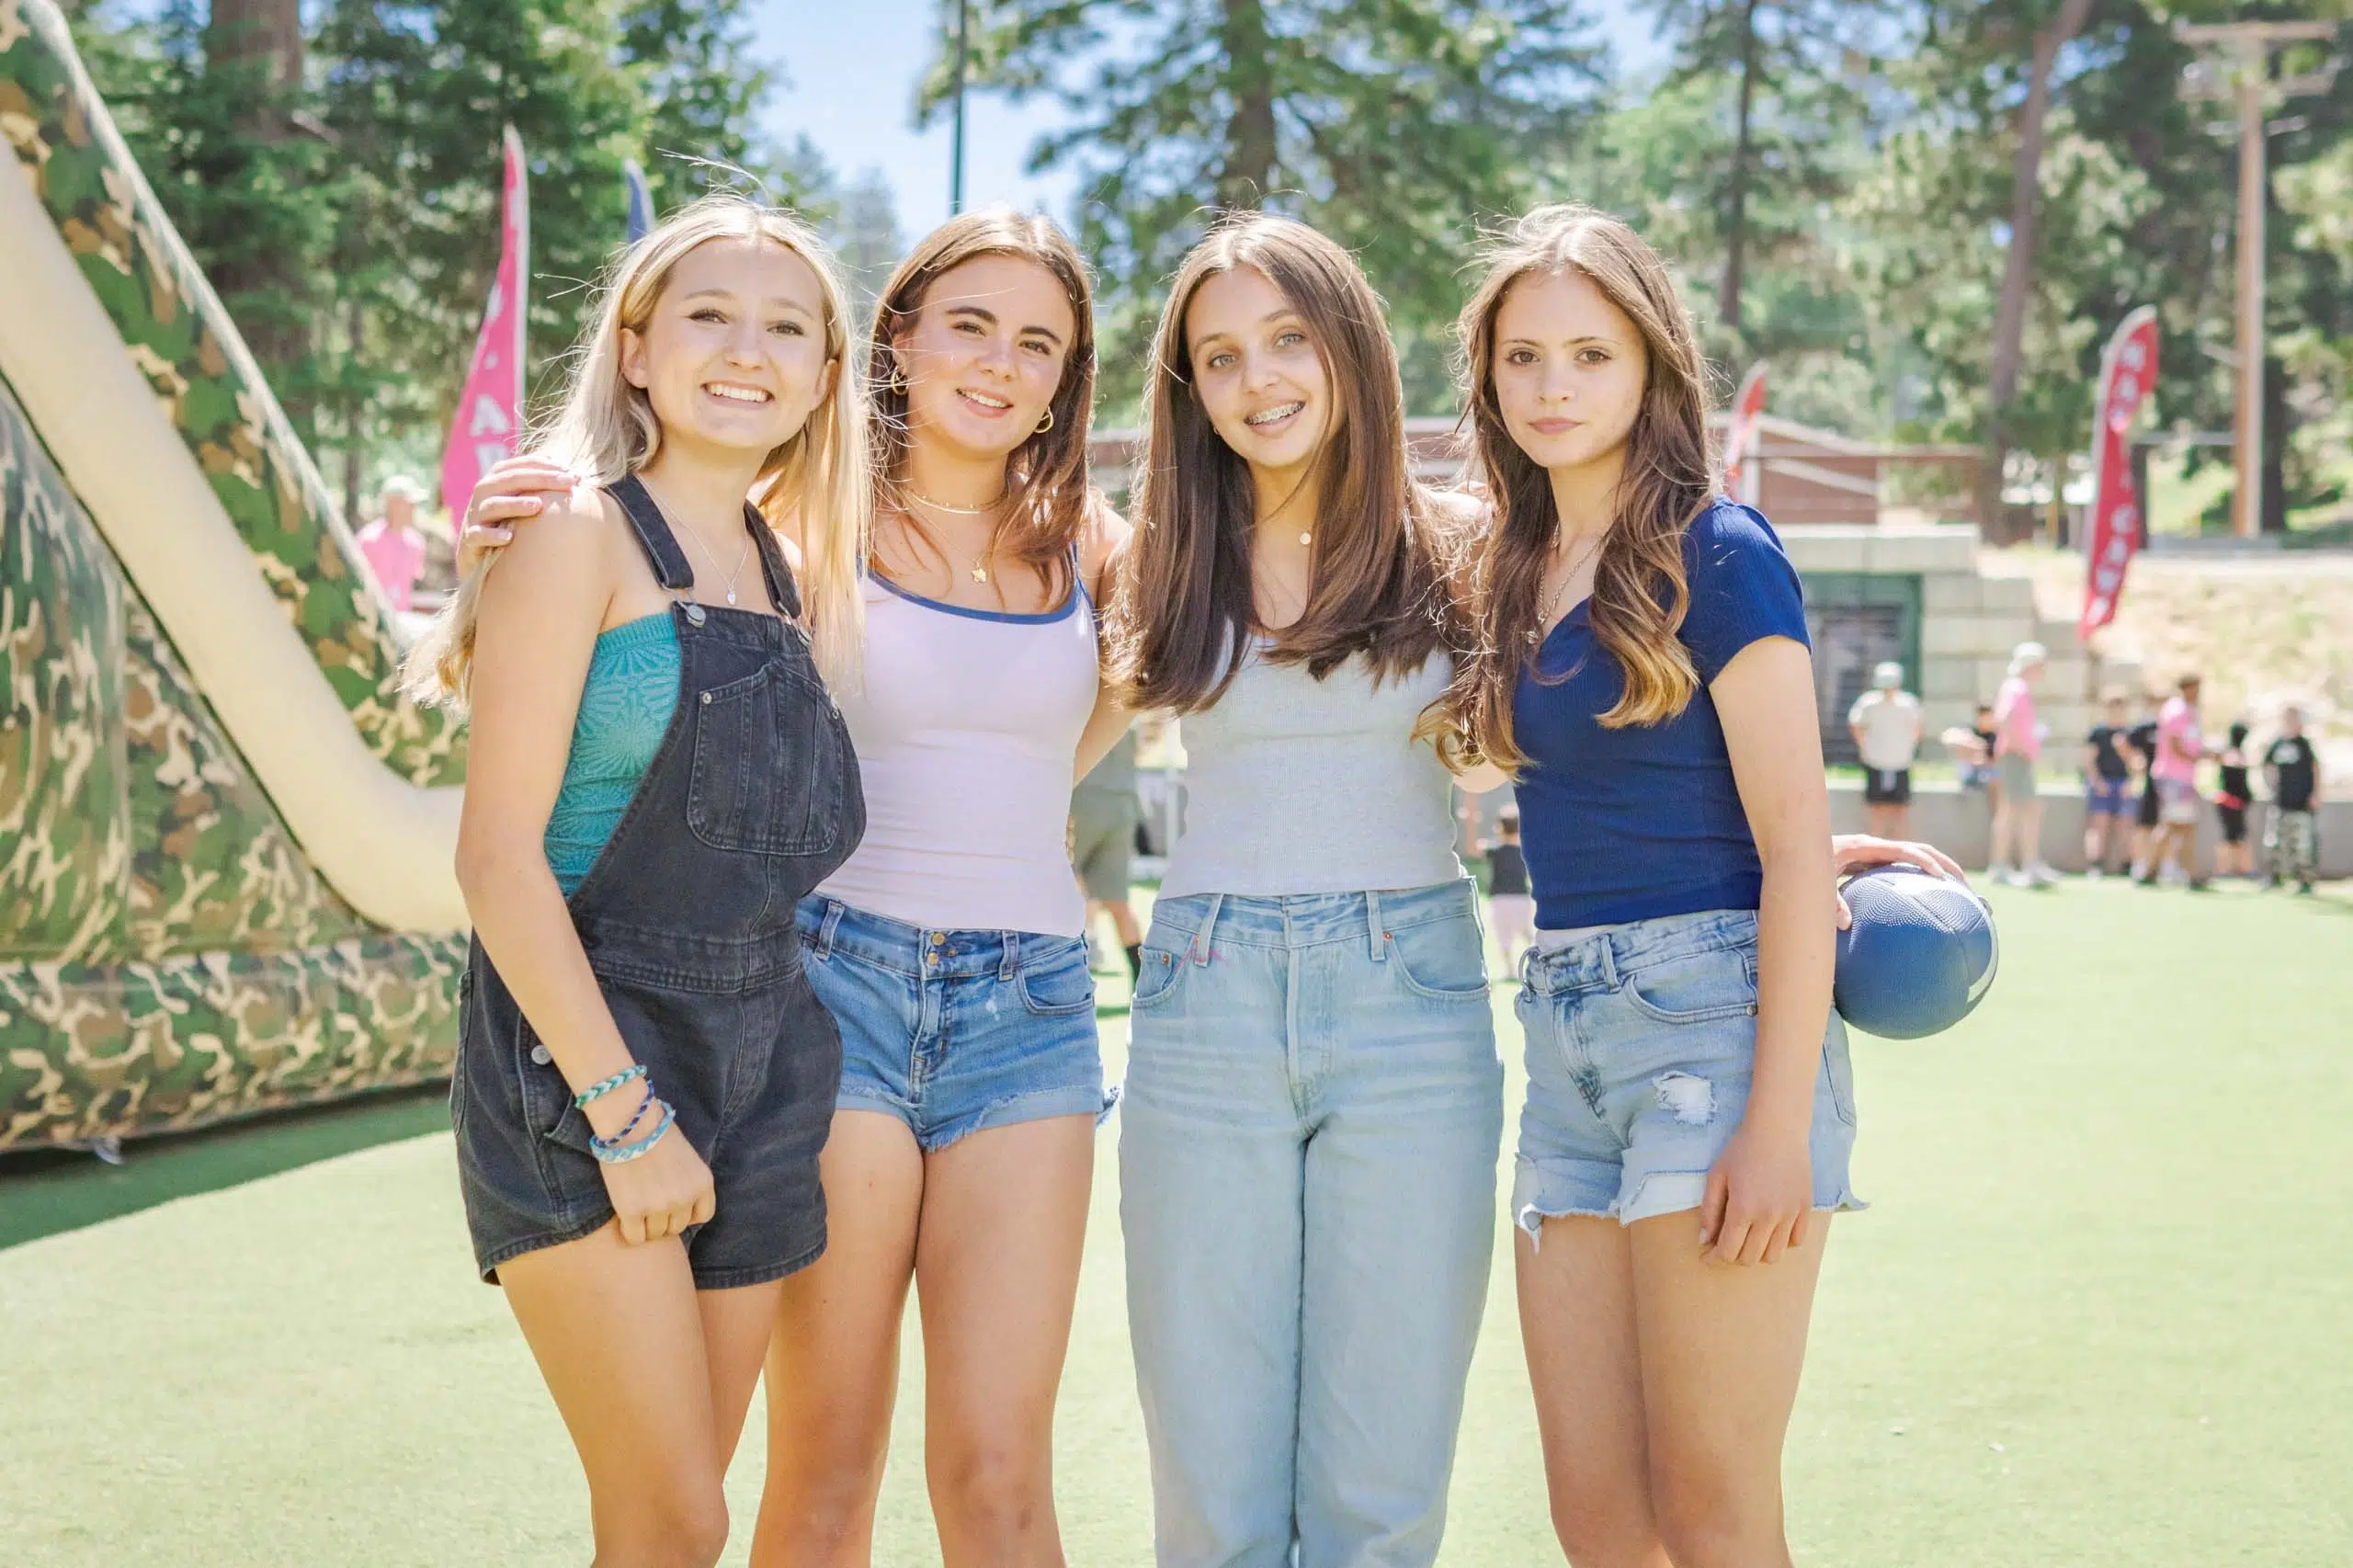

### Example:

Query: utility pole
xmin=2177 ymin=20 xmax=2336 ymax=539
xmin=949 ymin=0 xmax=972 ymax=215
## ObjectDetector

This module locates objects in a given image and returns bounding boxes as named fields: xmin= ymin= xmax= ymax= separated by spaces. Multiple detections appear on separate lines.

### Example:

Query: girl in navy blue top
xmin=1428 ymin=204 xmax=1958 ymax=1566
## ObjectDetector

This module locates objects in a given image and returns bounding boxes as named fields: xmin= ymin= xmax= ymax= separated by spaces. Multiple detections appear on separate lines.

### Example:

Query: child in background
xmin=1847 ymin=660 xmax=1923 ymax=839
xmin=2213 ymin=722 xmax=2255 ymax=879
xmin=2264 ymin=706 xmax=2321 ymax=893
xmin=1482 ymin=809 xmax=1535 ymax=970
xmin=2082 ymin=689 xmax=2136 ymax=879
xmin=2125 ymin=694 xmax=2164 ymax=880
xmin=2142 ymin=673 xmax=2211 ymax=890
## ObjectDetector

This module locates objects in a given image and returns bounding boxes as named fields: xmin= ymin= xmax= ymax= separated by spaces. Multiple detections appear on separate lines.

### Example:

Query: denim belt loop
xmin=1188 ymin=893 xmax=1225 ymax=966
xmin=814 ymin=898 xmax=845 ymax=960
xmin=1596 ymin=935 xmax=1621 ymax=992
xmin=999 ymin=932 xmax=1020 ymax=981
xmin=1366 ymin=888 xmax=1388 ymax=962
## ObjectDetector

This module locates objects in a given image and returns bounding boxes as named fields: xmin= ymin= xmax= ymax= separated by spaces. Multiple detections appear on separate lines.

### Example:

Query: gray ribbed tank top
xmin=1158 ymin=646 xmax=1464 ymax=899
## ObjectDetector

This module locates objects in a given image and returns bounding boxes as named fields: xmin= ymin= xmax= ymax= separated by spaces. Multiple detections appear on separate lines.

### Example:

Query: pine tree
xmin=923 ymin=0 xmax=1606 ymax=408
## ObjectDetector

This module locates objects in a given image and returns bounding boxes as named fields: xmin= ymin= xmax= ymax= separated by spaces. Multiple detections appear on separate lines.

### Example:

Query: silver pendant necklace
xmin=679 ymin=522 xmax=755 ymax=607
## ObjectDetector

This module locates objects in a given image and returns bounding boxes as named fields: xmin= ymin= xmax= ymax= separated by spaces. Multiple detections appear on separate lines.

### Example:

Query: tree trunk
xmin=1721 ymin=0 xmax=1759 ymax=335
xmin=1976 ymin=0 xmax=2095 ymax=538
xmin=206 ymin=0 xmax=309 ymax=382
xmin=1218 ymin=0 xmax=1277 ymax=209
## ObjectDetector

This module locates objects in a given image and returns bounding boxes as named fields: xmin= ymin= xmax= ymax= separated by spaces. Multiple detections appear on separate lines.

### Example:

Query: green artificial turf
xmin=2 ymin=881 xmax=2347 ymax=1565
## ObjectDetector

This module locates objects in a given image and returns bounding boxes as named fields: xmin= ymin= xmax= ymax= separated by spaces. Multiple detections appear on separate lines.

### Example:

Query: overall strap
xmin=742 ymin=502 xmax=803 ymax=619
xmin=604 ymin=475 xmax=696 ymax=593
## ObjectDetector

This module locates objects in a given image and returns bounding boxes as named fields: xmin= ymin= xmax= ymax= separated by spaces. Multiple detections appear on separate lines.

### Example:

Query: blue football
xmin=1833 ymin=867 xmax=1998 ymax=1040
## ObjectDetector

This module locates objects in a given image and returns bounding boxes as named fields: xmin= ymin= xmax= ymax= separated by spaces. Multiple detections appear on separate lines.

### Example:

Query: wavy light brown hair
xmin=1108 ymin=212 xmax=1461 ymax=713
xmin=868 ymin=209 xmax=1097 ymax=599
xmin=1431 ymin=204 xmax=1716 ymax=771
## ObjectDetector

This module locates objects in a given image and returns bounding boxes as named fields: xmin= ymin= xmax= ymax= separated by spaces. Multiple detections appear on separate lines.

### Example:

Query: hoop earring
xmin=1035 ymin=406 xmax=1055 ymax=435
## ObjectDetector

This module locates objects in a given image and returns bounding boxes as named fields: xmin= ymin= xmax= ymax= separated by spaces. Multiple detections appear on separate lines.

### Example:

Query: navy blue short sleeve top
xmin=1512 ymin=500 xmax=1810 ymax=929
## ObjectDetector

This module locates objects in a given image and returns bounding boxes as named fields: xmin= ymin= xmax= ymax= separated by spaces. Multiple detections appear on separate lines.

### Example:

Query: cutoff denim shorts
xmin=797 ymin=895 xmax=1116 ymax=1152
xmin=1512 ymin=908 xmax=1866 ymax=1235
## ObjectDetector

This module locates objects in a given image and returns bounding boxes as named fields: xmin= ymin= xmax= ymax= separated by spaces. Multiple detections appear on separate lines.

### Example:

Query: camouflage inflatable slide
xmin=0 ymin=0 xmax=466 ymax=1152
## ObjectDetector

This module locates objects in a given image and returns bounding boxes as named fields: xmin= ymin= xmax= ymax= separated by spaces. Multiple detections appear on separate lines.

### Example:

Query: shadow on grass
xmin=0 ymin=1085 xmax=450 ymax=1252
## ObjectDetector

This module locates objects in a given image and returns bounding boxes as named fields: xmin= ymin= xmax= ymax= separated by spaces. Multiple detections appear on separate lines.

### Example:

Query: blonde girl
xmin=412 ymin=193 xmax=869 ymax=1568
xmin=460 ymin=209 xmax=1128 ymax=1567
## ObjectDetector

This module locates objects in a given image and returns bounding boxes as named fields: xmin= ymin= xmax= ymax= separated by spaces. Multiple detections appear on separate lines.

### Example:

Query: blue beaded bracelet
xmin=573 ymin=1062 xmax=647 ymax=1109
xmin=591 ymin=1100 xmax=676 ymax=1165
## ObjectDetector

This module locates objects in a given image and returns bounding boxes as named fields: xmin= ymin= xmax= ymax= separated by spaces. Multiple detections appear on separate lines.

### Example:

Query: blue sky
xmin=761 ymin=2 xmax=1669 ymax=244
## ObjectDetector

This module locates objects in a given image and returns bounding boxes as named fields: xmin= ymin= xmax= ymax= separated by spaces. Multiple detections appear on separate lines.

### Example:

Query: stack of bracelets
xmin=572 ymin=1063 xmax=676 ymax=1165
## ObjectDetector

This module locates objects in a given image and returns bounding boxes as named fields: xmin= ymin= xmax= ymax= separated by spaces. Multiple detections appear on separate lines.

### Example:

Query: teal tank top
xmin=545 ymin=613 xmax=681 ymax=894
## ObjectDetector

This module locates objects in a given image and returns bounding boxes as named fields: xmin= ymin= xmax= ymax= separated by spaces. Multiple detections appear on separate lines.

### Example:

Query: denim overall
xmin=452 ymin=476 xmax=866 ymax=1289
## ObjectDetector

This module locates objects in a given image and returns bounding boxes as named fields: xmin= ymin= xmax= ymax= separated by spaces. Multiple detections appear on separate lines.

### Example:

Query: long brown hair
xmin=1108 ymin=212 xmax=1460 ymax=713
xmin=1431 ymin=204 xmax=1715 ymax=772
xmin=868 ymin=209 xmax=1097 ymax=597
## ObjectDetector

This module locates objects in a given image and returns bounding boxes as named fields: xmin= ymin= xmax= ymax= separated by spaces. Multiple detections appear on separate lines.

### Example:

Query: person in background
xmin=2124 ymin=693 xmax=2164 ymax=880
xmin=1990 ymin=642 xmax=2055 ymax=887
xmin=2213 ymin=722 xmax=2256 ymax=879
xmin=1481 ymin=808 xmax=1535 ymax=971
xmin=2082 ymin=689 xmax=2137 ymax=879
xmin=358 ymin=475 xmax=430 ymax=613
xmin=1847 ymin=660 xmax=1923 ymax=839
xmin=1073 ymin=722 xmax=1146 ymax=977
xmin=2263 ymin=705 xmax=2321 ymax=894
xmin=2142 ymin=672 xmax=2211 ymax=890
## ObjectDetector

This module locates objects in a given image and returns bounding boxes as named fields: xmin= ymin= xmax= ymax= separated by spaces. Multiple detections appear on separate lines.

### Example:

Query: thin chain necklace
xmin=1531 ymin=529 xmax=1608 ymax=644
xmin=903 ymin=483 xmax=1007 ymax=516
xmin=677 ymin=517 xmax=756 ymax=607
xmin=898 ymin=488 xmax=1003 ymax=585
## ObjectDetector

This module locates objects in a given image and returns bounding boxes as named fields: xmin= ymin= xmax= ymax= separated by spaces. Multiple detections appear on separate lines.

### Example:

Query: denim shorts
xmin=2086 ymin=776 xmax=2132 ymax=816
xmin=797 ymin=896 xmax=1115 ymax=1152
xmin=1512 ymin=908 xmax=1864 ymax=1235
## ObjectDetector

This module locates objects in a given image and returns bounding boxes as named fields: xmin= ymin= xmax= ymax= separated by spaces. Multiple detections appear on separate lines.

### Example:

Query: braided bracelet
xmin=573 ymin=1062 xmax=647 ymax=1109
xmin=597 ymin=1082 xmax=659 ymax=1147
xmin=591 ymin=1100 xmax=676 ymax=1165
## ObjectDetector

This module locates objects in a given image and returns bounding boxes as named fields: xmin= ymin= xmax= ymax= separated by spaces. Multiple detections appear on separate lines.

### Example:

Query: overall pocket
xmin=687 ymin=664 xmax=852 ymax=857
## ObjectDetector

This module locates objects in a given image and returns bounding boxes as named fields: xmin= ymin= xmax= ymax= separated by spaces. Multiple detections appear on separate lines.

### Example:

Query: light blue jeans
xmin=1120 ymin=881 xmax=1505 ymax=1568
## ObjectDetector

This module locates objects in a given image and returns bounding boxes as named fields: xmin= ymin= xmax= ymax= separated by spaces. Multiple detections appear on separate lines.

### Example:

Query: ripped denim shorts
xmin=1511 ymin=908 xmax=1867 ymax=1237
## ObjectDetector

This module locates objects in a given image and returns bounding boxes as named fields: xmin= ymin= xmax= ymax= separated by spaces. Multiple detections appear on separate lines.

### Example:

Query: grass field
xmin=4 ymin=881 xmax=2349 ymax=1566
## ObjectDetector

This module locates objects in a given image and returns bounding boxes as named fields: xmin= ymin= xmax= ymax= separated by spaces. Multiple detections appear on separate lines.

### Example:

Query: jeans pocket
xmin=1619 ymin=945 xmax=1757 ymax=1026
xmin=1015 ymin=942 xmax=1097 ymax=1017
xmin=1129 ymin=944 xmax=1185 ymax=1009
xmin=1385 ymin=914 xmax=1491 ymax=1002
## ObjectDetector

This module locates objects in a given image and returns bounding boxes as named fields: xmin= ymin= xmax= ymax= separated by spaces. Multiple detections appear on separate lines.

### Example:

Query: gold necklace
xmin=1531 ymin=530 xmax=1608 ymax=643
xmin=902 ymin=485 xmax=1007 ymax=582
xmin=903 ymin=483 xmax=1007 ymax=517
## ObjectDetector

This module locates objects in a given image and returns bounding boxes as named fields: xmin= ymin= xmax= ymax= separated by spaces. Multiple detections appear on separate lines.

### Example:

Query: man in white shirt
xmin=1848 ymin=660 xmax=1925 ymax=838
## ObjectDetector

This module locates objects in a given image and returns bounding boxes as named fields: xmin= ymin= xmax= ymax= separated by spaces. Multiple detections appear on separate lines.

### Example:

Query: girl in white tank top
xmin=750 ymin=215 xmax=1131 ymax=1568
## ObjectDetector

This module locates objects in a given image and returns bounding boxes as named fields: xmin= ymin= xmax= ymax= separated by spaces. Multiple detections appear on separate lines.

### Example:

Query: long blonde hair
xmin=1429 ymin=204 xmax=1714 ymax=771
xmin=403 ymin=193 xmax=870 ymax=708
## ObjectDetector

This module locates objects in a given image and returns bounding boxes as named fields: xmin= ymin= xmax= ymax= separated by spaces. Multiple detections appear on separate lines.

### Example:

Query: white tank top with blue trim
xmin=813 ymin=565 xmax=1098 ymax=937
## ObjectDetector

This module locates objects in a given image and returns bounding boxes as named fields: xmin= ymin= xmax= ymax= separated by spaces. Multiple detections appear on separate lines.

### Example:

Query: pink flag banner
xmin=2078 ymin=307 xmax=2158 ymax=642
xmin=1723 ymin=361 xmax=1768 ymax=505
xmin=439 ymin=127 xmax=529 ymax=540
